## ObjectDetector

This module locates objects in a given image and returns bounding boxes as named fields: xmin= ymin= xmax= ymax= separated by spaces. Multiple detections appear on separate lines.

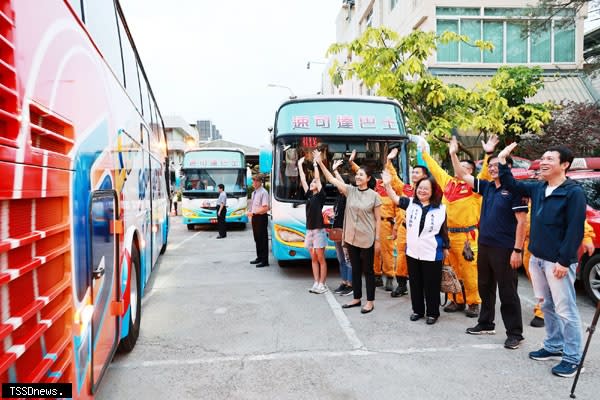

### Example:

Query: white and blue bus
xmin=262 ymin=96 xmax=410 ymax=265
xmin=181 ymin=148 xmax=249 ymax=230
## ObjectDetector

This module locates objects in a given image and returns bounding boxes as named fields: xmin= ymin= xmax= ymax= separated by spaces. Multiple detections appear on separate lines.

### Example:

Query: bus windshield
xmin=273 ymin=136 xmax=404 ymax=203
xmin=182 ymin=168 xmax=247 ymax=195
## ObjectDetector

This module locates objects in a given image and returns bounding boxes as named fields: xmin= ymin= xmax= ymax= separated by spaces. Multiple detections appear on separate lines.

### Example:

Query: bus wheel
xmin=118 ymin=248 xmax=141 ymax=353
xmin=187 ymin=224 xmax=195 ymax=231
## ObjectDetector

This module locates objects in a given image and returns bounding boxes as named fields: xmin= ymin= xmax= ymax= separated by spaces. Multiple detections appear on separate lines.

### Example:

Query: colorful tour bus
xmin=181 ymin=148 xmax=249 ymax=230
xmin=262 ymin=96 xmax=409 ymax=265
xmin=0 ymin=1 xmax=170 ymax=398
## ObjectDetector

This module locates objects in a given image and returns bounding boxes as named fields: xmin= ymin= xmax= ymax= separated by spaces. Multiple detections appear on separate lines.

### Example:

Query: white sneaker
xmin=308 ymin=282 xmax=319 ymax=293
xmin=313 ymin=284 xmax=328 ymax=294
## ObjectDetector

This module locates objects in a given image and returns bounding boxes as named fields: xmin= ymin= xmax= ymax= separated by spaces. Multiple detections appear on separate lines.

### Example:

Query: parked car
xmin=476 ymin=156 xmax=532 ymax=179
xmin=525 ymin=157 xmax=600 ymax=303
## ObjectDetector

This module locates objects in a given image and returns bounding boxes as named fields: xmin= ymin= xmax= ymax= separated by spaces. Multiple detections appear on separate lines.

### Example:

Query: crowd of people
xmin=244 ymin=134 xmax=595 ymax=379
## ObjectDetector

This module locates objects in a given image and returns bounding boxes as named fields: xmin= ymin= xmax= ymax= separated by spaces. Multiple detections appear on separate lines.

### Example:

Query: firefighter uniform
xmin=422 ymin=152 xmax=482 ymax=310
xmin=387 ymin=161 xmax=414 ymax=296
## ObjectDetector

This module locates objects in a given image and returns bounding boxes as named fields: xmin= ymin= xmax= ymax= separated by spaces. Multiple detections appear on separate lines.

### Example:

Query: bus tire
xmin=160 ymin=218 xmax=169 ymax=255
xmin=187 ymin=224 xmax=195 ymax=231
xmin=582 ymin=254 xmax=600 ymax=304
xmin=118 ymin=248 xmax=142 ymax=353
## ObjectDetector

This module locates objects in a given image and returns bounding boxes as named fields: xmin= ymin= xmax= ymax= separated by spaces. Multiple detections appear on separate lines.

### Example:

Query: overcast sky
xmin=120 ymin=0 xmax=342 ymax=148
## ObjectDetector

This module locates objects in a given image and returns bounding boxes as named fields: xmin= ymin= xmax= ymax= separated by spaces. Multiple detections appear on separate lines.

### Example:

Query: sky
xmin=120 ymin=0 xmax=342 ymax=148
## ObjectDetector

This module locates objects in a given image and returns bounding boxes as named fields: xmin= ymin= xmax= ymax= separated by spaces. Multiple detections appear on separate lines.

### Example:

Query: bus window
xmin=118 ymin=16 xmax=142 ymax=111
xmin=83 ymin=0 xmax=125 ymax=85
xmin=140 ymin=67 xmax=149 ymax=117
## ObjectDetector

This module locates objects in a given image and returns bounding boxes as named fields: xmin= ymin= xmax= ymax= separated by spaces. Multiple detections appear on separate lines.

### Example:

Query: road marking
xmin=323 ymin=289 xmax=365 ymax=350
xmin=109 ymin=343 xmax=503 ymax=369
xmin=167 ymin=231 xmax=202 ymax=251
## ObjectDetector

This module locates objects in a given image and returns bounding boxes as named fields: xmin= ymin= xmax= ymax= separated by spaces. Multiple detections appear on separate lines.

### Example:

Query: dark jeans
xmin=477 ymin=244 xmax=523 ymax=339
xmin=346 ymin=243 xmax=375 ymax=301
xmin=406 ymin=256 xmax=442 ymax=318
xmin=217 ymin=207 xmax=227 ymax=237
xmin=252 ymin=214 xmax=269 ymax=263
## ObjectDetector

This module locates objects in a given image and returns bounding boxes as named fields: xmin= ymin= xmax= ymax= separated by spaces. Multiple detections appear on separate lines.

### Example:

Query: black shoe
xmin=342 ymin=301 xmax=361 ymax=309
xmin=504 ymin=336 xmax=524 ymax=350
xmin=361 ymin=305 xmax=374 ymax=314
xmin=410 ymin=313 xmax=423 ymax=321
xmin=443 ymin=301 xmax=466 ymax=313
xmin=216 ymin=235 xmax=226 ymax=239
xmin=250 ymin=259 xmax=261 ymax=264
xmin=391 ymin=283 xmax=408 ymax=298
xmin=530 ymin=316 xmax=545 ymax=328
xmin=466 ymin=324 xmax=496 ymax=335
xmin=255 ymin=262 xmax=269 ymax=268
xmin=426 ymin=316 xmax=438 ymax=325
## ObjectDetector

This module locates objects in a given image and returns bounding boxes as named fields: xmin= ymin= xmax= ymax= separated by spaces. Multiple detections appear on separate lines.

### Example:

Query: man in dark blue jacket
xmin=497 ymin=143 xmax=587 ymax=378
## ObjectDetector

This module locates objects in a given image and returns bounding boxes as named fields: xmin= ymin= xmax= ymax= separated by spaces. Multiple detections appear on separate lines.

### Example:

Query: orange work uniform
xmin=422 ymin=152 xmax=482 ymax=306
xmin=387 ymin=161 xmax=413 ymax=280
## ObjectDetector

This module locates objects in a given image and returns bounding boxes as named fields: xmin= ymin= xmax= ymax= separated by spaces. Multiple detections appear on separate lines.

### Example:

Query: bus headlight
xmin=274 ymin=225 xmax=304 ymax=243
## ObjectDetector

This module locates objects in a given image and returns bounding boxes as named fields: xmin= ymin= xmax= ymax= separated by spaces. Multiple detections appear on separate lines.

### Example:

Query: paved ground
xmin=98 ymin=216 xmax=599 ymax=400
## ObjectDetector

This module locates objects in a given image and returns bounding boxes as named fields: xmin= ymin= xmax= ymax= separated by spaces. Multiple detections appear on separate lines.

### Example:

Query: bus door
xmin=89 ymin=191 xmax=120 ymax=392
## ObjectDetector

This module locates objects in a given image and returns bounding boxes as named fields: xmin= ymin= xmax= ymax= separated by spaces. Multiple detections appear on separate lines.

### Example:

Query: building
xmin=195 ymin=119 xmax=223 ymax=142
xmin=327 ymin=0 xmax=597 ymax=104
xmin=163 ymin=115 xmax=199 ymax=188
xmin=197 ymin=139 xmax=260 ymax=167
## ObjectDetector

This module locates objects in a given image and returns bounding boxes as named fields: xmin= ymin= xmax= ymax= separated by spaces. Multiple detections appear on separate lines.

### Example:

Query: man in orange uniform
xmin=349 ymin=151 xmax=397 ymax=291
xmin=420 ymin=135 xmax=498 ymax=317
xmin=385 ymin=147 xmax=430 ymax=297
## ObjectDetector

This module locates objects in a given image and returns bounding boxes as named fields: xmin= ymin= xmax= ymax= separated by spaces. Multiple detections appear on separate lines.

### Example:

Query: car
xmin=524 ymin=157 xmax=600 ymax=303
xmin=476 ymin=155 xmax=532 ymax=179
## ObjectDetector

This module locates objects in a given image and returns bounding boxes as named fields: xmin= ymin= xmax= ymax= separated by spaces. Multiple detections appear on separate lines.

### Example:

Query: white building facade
xmin=164 ymin=115 xmax=199 ymax=188
xmin=326 ymin=0 xmax=597 ymax=103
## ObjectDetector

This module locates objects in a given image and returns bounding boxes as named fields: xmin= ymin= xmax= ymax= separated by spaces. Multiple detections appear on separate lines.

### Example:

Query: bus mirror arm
xmin=93 ymin=264 xmax=106 ymax=280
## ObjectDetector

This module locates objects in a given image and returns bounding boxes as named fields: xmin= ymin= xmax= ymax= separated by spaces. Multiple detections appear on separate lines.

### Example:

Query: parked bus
xmin=181 ymin=148 xmax=249 ymax=230
xmin=0 ymin=1 xmax=169 ymax=398
xmin=262 ymin=96 xmax=409 ymax=265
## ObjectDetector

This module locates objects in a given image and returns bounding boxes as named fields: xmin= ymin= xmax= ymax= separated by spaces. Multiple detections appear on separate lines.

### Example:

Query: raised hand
xmin=332 ymin=159 xmax=343 ymax=170
xmin=298 ymin=156 xmax=305 ymax=167
xmin=482 ymin=134 xmax=499 ymax=154
xmin=497 ymin=142 xmax=517 ymax=162
xmin=449 ymin=136 xmax=459 ymax=155
xmin=312 ymin=149 xmax=321 ymax=163
xmin=381 ymin=170 xmax=392 ymax=186
xmin=387 ymin=147 xmax=398 ymax=160
xmin=349 ymin=149 xmax=356 ymax=163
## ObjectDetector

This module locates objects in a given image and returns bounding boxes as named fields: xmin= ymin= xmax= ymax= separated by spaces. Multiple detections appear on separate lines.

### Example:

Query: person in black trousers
xmin=216 ymin=184 xmax=227 ymax=239
xmin=247 ymin=174 xmax=270 ymax=268
xmin=451 ymin=136 xmax=528 ymax=350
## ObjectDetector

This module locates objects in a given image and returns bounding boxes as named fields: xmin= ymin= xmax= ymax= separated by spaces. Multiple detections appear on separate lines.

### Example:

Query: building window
xmin=391 ymin=0 xmax=398 ymax=10
xmin=435 ymin=7 xmax=576 ymax=64
xmin=365 ymin=8 xmax=373 ymax=28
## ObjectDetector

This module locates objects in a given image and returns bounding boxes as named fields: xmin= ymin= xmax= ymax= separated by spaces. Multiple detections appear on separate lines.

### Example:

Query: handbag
xmin=328 ymin=228 xmax=343 ymax=242
xmin=441 ymin=264 xmax=463 ymax=294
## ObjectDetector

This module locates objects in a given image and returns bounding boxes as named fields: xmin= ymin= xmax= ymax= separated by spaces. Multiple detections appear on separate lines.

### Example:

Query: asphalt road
xmin=98 ymin=217 xmax=599 ymax=400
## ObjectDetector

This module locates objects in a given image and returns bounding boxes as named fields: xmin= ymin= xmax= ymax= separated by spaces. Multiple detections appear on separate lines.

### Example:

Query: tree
xmin=517 ymin=102 xmax=600 ymax=159
xmin=327 ymin=27 xmax=553 ymax=158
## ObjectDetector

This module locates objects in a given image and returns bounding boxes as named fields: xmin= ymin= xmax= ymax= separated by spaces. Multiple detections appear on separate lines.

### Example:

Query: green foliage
xmin=327 ymin=27 xmax=553 ymax=158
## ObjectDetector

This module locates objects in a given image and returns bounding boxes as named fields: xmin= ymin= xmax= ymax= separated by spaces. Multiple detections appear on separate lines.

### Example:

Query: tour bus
xmin=0 ymin=1 xmax=170 ymax=398
xmin=181 ymin=148 xmax=249 ymax=230
xmin=261 ymin=96 xmax=410 ymax=265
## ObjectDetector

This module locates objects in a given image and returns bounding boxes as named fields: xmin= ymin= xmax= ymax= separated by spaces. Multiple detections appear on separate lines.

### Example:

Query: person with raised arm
xmin=315 ymin=149 xmax=381 ymax=314
xmin=419 ymin=134 xmax=498 ymax=318
xmin=496 ymin=143 xmax=587 ymax=377
xmin=298 ymin=155 xmax=328 ymax=294
xmin=450 ymin=136 xmax=528 ymax=350
xmin=382 ymin=170 xmax=449 ymax=325
xmin=384 ymin=146 xmax=431 ymax=298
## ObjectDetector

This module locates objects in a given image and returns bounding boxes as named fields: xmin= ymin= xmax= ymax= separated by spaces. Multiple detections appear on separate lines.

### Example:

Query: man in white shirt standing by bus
xmin=216 ymin=184 xmax=227 ymax=239
xmin=248 ymin=174 xmax=270 ymax=268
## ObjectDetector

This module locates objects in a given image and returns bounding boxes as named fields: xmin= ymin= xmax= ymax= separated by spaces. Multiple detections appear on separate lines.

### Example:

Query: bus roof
xmin=276 ymin=95 xmax=402 ymax=109
xmin=185 ymin=147 xmax=246 ymax=154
